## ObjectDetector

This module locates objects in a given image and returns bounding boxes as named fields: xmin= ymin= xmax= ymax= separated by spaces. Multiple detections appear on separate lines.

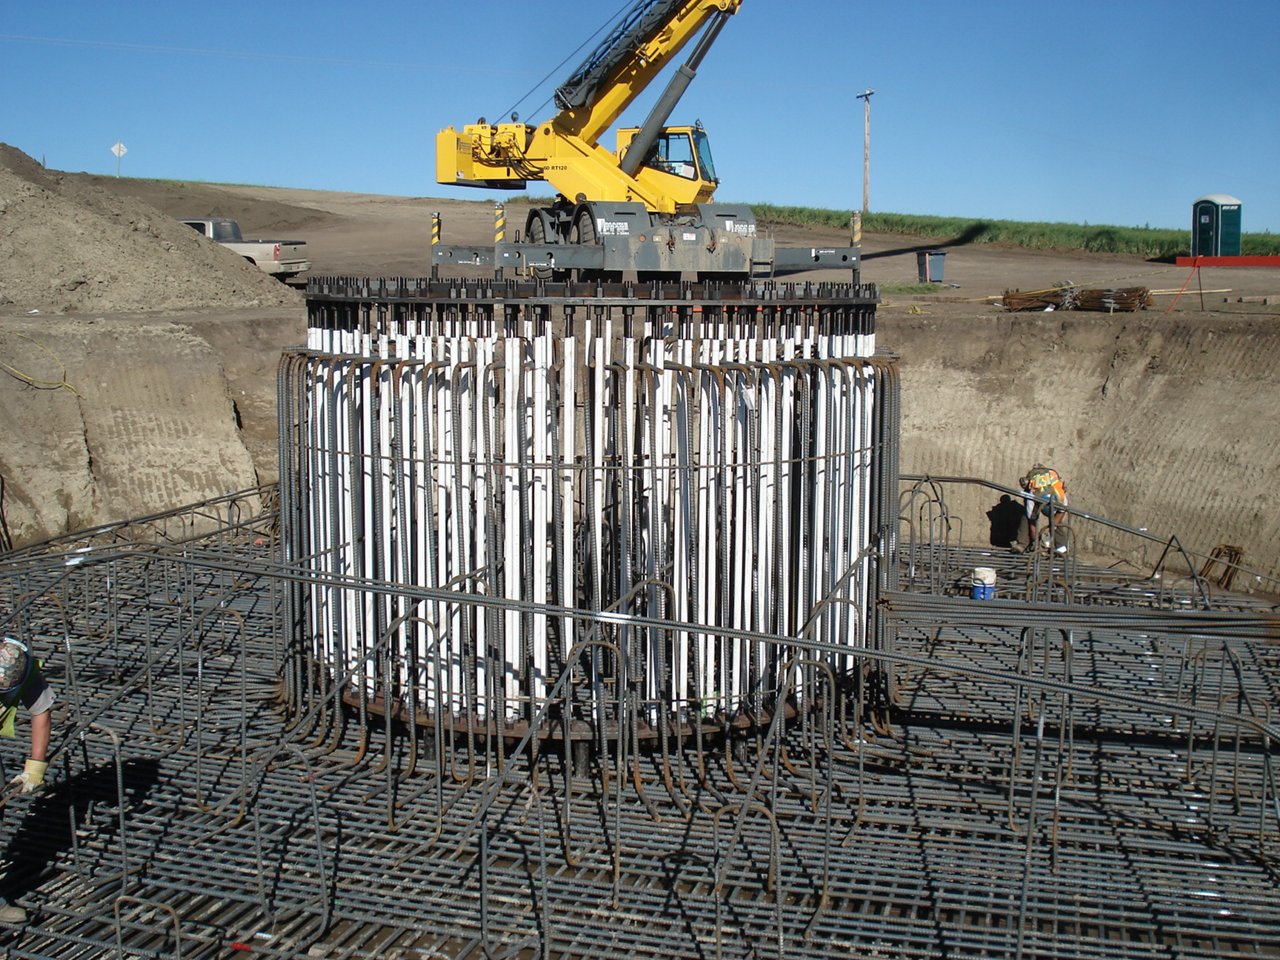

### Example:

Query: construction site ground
xmin=3 ymin=149 xmax=1278 ymax=584
xmin=0 ymin=498 xmax=1276 ymax=959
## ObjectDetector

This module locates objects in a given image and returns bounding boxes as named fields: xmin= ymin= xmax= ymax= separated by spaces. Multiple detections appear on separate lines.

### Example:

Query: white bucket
xmin=972 ymin=567 xmax=997 ymax=586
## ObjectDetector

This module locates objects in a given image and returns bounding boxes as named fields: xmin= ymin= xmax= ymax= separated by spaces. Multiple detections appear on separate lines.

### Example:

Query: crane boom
xmin=555 ymin=0 xmax=689 ymax=112
xmin=437 ymin=0 xmax=740 ymax=211
xmin=619 ymin=7 xmax=732 ymax=178
xmin=553 ymin=0 xmax=730 ymax=147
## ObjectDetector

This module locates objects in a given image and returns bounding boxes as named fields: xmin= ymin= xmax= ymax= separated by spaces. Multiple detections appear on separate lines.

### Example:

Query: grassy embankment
xmin=750 ymin=204 xmax=1280 ymax=259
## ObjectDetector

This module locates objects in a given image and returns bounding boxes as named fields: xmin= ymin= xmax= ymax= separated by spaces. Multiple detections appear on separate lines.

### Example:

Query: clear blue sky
xmin=3 ymin=0 xmax=1277 ymax=231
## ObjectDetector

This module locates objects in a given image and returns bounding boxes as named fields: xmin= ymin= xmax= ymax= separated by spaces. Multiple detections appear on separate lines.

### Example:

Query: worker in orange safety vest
xmin=1018 ymin=464 xmax=1069 ymax=553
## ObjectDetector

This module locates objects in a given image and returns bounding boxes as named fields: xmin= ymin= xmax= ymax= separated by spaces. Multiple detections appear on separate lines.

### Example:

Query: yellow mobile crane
xmin=433 ymin=0 xmax=859 ymax=280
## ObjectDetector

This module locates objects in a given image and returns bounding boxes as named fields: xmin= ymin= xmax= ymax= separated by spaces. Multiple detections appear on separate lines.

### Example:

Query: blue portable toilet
xmin=1191 ymin=194 xmax=1242 ymax=257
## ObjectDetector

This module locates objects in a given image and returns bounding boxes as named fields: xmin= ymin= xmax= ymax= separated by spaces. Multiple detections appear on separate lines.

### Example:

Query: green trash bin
xmin=1191 ymin=194 xmax=1242 ymax=257
xmin=916 ymin=250 xmax=947 ymax=282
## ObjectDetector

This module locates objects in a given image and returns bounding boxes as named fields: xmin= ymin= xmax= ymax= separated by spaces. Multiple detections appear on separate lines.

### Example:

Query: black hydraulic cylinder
xmin=556 ymin=0 xmax=682 ymax=112
xmin=619 ymin=11 xmax=731 ymax=178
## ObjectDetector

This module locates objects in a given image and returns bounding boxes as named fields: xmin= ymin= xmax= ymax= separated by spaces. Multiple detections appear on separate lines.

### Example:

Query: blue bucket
xmin=970 ymin=567 xmax=996 ymax=600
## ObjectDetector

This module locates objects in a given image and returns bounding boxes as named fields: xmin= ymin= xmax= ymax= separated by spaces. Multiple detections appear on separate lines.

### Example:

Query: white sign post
xmin=110 ymin=141 xmax=127 ymax=177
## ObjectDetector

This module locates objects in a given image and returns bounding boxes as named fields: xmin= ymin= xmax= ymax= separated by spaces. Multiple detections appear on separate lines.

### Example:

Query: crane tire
xmin=525 ymin=216 xmax=554 ymax=282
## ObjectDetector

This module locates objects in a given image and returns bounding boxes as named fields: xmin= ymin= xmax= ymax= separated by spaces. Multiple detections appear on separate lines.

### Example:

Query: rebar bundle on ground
xmin=1002 ymin=286 xmax=1153 ymax=312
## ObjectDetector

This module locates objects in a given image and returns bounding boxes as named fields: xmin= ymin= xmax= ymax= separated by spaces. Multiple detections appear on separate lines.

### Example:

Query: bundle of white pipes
xmin=280 ymin=280 xmax=893 ymax=736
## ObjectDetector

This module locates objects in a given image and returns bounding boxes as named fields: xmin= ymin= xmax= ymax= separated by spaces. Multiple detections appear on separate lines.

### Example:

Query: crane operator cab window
xmin=646 ymin=129 xmax=718 ymax=183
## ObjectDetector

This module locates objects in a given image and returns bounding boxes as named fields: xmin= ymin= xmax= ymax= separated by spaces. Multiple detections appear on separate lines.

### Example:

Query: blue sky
xmin=3 ymin=0 xmax=1277 ymax=231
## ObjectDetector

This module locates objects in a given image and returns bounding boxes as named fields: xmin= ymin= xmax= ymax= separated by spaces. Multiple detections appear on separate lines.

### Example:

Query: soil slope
xmin=0 ymin=145 xmax=301 ymax=543
xmin=0 ymin=145 xmax=298 ymax=314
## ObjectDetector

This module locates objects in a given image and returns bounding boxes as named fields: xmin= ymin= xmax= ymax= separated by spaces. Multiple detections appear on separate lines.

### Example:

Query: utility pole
xmin=856 ymin=89 xmax=874 ymax=213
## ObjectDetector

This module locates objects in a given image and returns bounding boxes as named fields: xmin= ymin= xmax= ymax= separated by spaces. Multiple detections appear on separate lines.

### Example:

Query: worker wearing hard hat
xmin=0 ymin=636 xmax=55 ymax=925
xmin=1018 ymin=464 xmax=1069 ymax=554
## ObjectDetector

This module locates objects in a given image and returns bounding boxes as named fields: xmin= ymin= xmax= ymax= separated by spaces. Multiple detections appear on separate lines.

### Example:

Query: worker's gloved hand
xmin=9 ymin=759 xmax=47 ymax=794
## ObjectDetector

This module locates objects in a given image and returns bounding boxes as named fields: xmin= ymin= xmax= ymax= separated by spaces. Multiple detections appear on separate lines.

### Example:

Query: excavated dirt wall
xmin=0 ymin=316 xmax=261 ymax=541
xmin=8 ymin=304 xmax=1274 ymax=589
xmin=886 ymin=304 xmax=1279 ymax=586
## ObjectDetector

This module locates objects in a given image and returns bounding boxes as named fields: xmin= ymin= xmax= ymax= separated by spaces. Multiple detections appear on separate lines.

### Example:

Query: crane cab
xmin=617 ymin=125 xmax=719 ymax=205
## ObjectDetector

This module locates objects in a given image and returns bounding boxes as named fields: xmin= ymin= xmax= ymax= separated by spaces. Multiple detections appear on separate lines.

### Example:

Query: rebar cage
xmin=277 ymin=277 xmax=896 ymax=746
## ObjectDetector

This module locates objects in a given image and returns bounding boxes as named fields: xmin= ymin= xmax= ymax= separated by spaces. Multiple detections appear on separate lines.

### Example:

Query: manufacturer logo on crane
xmin=597 ymin=218 xmax=632 ymax=237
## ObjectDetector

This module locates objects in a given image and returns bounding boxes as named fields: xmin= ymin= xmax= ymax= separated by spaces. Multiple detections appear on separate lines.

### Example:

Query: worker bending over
xmin=1018 ymin=464 xmax=1069 ymax=554
xmin=0 ymin=636 xmax=55 ymax=924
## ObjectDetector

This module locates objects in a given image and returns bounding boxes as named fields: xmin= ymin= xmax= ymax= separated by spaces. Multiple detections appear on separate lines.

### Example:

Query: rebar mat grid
xmin=0 ymin=536 xmax=1276 ymax=959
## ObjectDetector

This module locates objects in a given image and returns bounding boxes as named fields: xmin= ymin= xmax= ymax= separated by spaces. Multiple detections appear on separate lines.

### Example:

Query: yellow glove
xmin=10 ymin=759 xmax=46 ymax=794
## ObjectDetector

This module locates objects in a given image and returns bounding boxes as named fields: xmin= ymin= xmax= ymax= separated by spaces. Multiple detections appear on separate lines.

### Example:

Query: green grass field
xmin=749 ymin=204 xmax=1280 ymax=259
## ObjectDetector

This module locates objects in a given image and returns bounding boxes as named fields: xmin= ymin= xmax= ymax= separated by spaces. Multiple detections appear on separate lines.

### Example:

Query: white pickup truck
xmin=181 ymin=217 xmax=310 ymax=281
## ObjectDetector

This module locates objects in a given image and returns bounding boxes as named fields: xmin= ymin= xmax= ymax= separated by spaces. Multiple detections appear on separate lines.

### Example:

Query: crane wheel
xmin=572 ymin=209 xmax=597 ymax=245
xmin=525 ymin=216 xmax=554 ymax=282
xmin=571 ymin=209 xmax=601 ymax=282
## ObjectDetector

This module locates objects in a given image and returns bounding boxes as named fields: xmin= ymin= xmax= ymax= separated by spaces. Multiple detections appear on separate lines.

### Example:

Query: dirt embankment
xmin=883 ymin=302 xmax=1279 ymax=583
xmin=0 ymin=145 xmax=304 ymax=543
xmin=0 ymin=144 xmax=300 ymax=314
xmin=2 ymin=144 xmax=1279 ymax=585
